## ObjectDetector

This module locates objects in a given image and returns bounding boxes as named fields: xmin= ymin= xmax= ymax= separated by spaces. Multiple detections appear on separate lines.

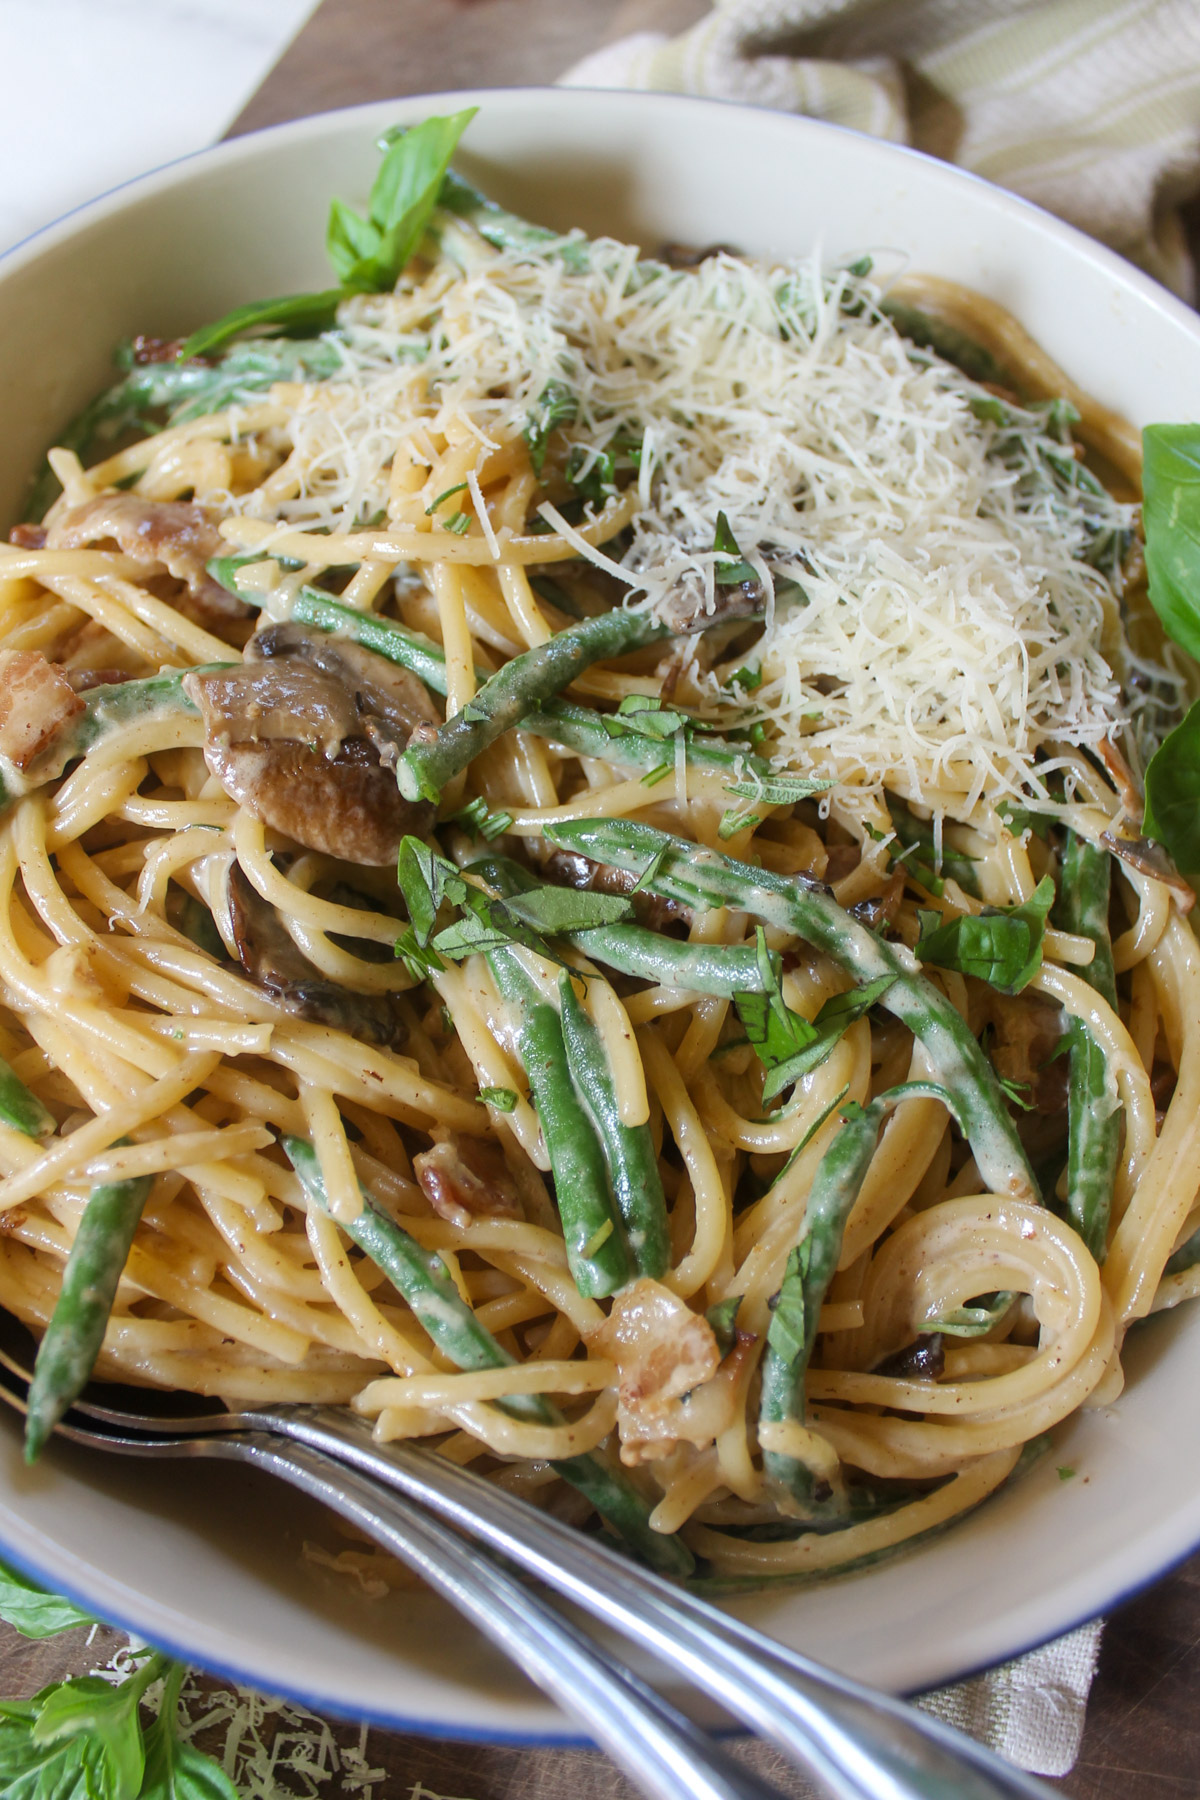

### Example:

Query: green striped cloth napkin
xmin=561 ymin=0 xmax=1200 ymax=296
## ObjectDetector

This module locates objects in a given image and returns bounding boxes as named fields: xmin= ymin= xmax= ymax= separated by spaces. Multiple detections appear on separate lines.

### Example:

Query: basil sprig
xmin=180 ymin=108 xmax=477 ymax=359
xmin=733 ymin=932 xmax=896 ymax=1102
xmin=0 ymin=1559 xmax=237 ymax=1800
xmin=915 ymin=876 xmax=1055 ymax=995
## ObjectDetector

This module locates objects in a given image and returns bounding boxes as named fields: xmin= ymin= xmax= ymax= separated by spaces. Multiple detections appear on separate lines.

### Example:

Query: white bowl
xmin=2 ymin=86 xmax=1200 ymax=1741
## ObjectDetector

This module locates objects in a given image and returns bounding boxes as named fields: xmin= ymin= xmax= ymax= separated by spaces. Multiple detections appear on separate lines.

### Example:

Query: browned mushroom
xmin=225 ymin=860 xmax=405 ymax=1046
xmin=184 ymin=625 xmax=441 ymax=866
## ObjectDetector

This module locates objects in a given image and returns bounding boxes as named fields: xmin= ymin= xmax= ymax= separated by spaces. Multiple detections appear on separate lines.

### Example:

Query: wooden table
xmin=4 ymin=3 xmax=1200 ymax=1794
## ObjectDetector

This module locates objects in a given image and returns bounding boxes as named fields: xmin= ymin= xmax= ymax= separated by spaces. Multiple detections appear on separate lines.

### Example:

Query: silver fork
xmin=0 ymin=1335 xmax=1058 ymax=1800
xmin=0 ymin=1354 xmax=792 ymax=1800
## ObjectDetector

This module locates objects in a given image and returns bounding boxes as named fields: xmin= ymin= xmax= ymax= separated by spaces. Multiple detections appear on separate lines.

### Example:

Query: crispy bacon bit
xmin=660 ymin=241 xmax=739 ymax=268
xmin=130 ymin=335 xmax=207 ymax=366
xmin=587 ymin=1277 xmax=726 ymax=1465
xmin=1101 ymin=831 xmax=1195 ymax=911
xmin=413 ymin=1137 xmax=523 ymax=1229
xmin=849 ymin=868 xmax=906 ymax=932
xmin=0 ymin=650 xmax=84 ymax=771
xmin=980 ymin=988 xmax=1066 ymax=1117
xmin=46 ymin=495 xmax=249 ymax=629
xmin=7 ymin=523 xmax=46 ymax=549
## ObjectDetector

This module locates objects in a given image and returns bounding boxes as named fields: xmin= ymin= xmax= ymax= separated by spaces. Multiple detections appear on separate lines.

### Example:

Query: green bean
xmin=761 ymin=1090 xmax=911 ymax=1505
xmin=486 ymin=948 xmax=632 ymax=1296
xmin=283 ymin=1136 xmax=690 ymax=1574
xmin=465 ymin=852 xmax=772 ymax=996
xmin=557 ymin=969 xmax=669 ymax=1278
xmin=26 ymin=339 xmax=343 ymax=520
xmin=879 ymin=298 xmax=1012 ymax=388
xmin=885 ymin=794 xmax=980 ymax=898
xmin=761 ymin=1082 xmax=959 ymax=1511
xmin=546 ymin=819 xmax=1037 ymax=1203
xmin=1053 ymin=833 xmax=1120 ymax=1261
xmin=0 ymin=1057 xmax=55 ymax=1139
xmin=211 ymin=571 xmax=773 ymax=785
xmin=396 ymin=607 xmax=674 ymax=803
xmin=24 ymin=1173 xmax=155 ymax=1462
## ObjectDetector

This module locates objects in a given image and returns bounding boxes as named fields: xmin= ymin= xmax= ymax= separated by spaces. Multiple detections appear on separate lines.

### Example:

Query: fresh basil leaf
xmin=916 ymin=875 xmax=1055 ymax=994
xmin=712 ymin=511 xmax=757 ymax=587
xmin=505 ymin=886 xmax=633 ymax=934
xmin=706 ymin=1294 xmax=742 ymax=1360
xmin=0 ymin=1695 xmax=113 ymax=1800
xmin=0 ymin=1561 xmax=94 ymax=1638
xmin=567 ymin=445 xmax=615 ymax=505
xmin=397 ymin=837 xmax=466 ymax=944
xmin=1144 ymin=695 xmax=1200 ymax=875
xmin=33 ymin=1675 xmax=145 ymax=1800
xmin=723 ymin=664 xmax=763 ymax=692
xmin=432 ymin=913 xmax=520 ymax=959
xmin=442 ymin=511 xmax=472 ymax=536
xmin=603 ymin=698 xmax=691 ymax=743
xmin=140 ymin=1663 xmax=239 ymax=1800
xmin=718 ymin=807 xmax=761 ymax=840
xmin=425 ymin=481 xmax=468 ymax=516
xmin=765 ymin=1239 xmax=811 ymax=1365
xmin=997 ymin=803 xmax=1053 ymax=843
xmin=928 ymin=1291 xmax=1015 ymax=1338
xmin=333 ymin=108 xmax=479 ymax=293
xmin=450 ymin=796 xmax=513 ymax=841
xmin=734 ymin=930 xmax=813 ymax=1070
xmin=478 ymin=1086 xmax=518 ymax=1112
xmin=1142 ymin=423 xmax=1200 ymax=661
xmin=760 ymin=975 xmax=897 ymax=1102
xmin=524 ymin=380 xmax=578 ymax=475
xmin=180 ymin=290 xmax=344 ymax=361
xmin=725 ymin=773 xmax=834 ymax=805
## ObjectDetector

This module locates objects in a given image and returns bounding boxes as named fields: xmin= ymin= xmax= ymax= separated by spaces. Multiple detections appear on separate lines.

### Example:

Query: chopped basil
xmin=712 ymin=511 xmax=758 ymax=587
xmin=524 ymin=380 xmax=578 ymax=474
xmin=916 ymin=877 xmax=1055 ymax=995
xmin=478 ymin=1086 xmax=519 ymax=1112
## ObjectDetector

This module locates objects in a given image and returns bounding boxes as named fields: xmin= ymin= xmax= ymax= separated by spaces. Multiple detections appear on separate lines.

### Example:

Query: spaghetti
xmin=0 ymin=135 xmax=1196 ymax=1584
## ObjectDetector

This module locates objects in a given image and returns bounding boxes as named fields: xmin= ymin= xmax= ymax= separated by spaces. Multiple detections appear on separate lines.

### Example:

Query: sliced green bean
xmin=546 ymin=819 xmax=1037 ymax=1204
xmin=465 ymin=851 xmax=772 ymax=996
xmin=1053 ymin=833 xmax=1120 ymax=1261
xmin=283 ymin=1136 xmax=689 ymax=1574
xmin=396 ymin=607 xmax=673 ymax=803
xmin=24 ymin=1173 xmax=155 ymax=1462
xmin=0 ymin=1057 xmax=55 ymax=1139
xmin=557 ymin=969 xmax=669 ymax=1278
xmin=760 ymin=1082 xmax=959 ymax=1510
xmin=486 ymin=948 xmax=632 ymax=1297
xmin=213 ymin=570 xmax=773 ymax=785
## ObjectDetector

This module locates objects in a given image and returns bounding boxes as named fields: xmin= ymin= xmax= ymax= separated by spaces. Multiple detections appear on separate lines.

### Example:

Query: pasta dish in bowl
xmin=1 ymin=88 xmax=1200 ymax=1733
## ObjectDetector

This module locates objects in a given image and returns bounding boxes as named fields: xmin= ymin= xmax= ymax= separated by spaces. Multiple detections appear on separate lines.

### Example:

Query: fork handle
xmin=274 ymin=1408 xmax=1055 ymax=1800
xmin=202 ymin=1433 xmax=787 ymax=1800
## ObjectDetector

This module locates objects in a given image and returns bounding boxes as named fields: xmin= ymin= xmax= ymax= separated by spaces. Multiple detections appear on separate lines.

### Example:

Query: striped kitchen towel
xmin=561 ymin=0 xmax=1200 ymax=297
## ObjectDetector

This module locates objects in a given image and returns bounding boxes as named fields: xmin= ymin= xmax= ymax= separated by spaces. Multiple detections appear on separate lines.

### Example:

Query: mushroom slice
xmin=413 ymin=1136 xmax=523 ymax=1229
xmin=184 ymin=656 xmax=433 ymax=866
xmin=226 ymin=861 xmax=404 ymax=1047
xmin=247 ymin=623 xmax=440 ymax=735
xmin=47 ymin=494 xmax=250 ymax=628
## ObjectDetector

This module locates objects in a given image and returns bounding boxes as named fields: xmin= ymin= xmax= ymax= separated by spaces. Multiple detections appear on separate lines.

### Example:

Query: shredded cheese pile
xmin=230 ymin=220 xmax=1136 ymax=806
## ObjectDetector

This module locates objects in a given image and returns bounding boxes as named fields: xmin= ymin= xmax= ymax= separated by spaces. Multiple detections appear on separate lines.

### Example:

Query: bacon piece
xmin=587 ymin=1277 xmax=727 ymax=1465
xmin=0 ymin=651 xmax=84 ymax=771
xmin=413 ymin=1137 xmax=523 ymax=1229
xmin=7 ymin=523 xmax=46 ymax=549
xmin=47 ymin=494 xmax=250 ymax=629
xmin=1101 ymin=831 xmax=1195 ymax=911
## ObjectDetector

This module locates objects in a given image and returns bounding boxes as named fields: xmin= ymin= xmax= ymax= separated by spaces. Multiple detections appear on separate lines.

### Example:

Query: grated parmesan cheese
xmin=229 ymin=219 xmax=1144 ymax=808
